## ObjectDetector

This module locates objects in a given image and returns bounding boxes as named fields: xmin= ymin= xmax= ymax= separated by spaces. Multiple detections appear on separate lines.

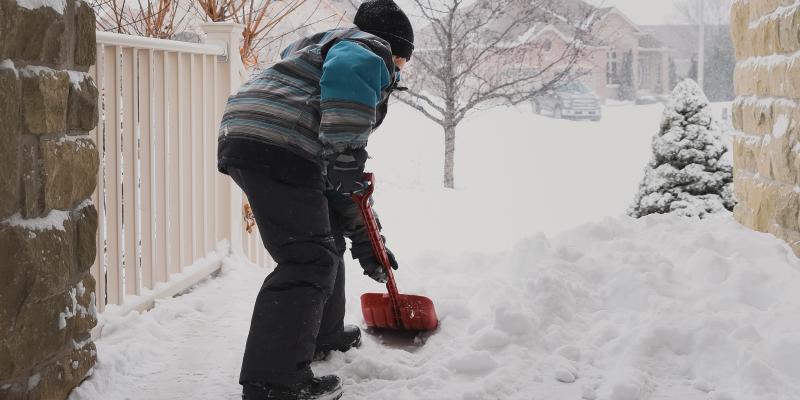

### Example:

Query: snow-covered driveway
xmin=70 ymin=105 xmax=800 ymax=400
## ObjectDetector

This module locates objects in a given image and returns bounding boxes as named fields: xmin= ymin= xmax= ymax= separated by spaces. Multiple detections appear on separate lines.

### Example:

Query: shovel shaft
xmin=351 ymin=173 xmax=404 ymax=329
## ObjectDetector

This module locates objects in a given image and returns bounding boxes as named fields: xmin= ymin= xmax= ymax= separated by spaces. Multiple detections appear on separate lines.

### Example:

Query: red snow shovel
xmin=352 ymin=173 xmax=439 ymax=331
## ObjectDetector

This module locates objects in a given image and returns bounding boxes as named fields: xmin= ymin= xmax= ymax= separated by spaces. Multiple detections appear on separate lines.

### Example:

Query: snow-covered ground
xmin=69 ymin=102 xmax=800 ymax=400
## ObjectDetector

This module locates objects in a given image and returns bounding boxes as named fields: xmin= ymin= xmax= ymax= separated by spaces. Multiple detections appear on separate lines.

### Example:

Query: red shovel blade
xmin=354 ymin=173 xmax=439 ymax=332
xmin=361 ymin=292 xmax=439 ymax=331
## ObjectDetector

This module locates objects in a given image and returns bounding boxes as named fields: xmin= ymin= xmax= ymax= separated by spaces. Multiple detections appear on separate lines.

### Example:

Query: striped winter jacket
xmin=217 ymin=27 xmax=398 ymax=176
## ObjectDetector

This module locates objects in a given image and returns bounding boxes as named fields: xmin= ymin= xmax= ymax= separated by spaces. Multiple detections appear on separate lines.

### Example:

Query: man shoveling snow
xmin=216 ymin=1 xmax=414 ymax=399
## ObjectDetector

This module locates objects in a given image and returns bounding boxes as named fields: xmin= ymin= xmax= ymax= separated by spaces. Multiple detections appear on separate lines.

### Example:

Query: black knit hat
xmin=354 ymin=0 xmax=415 ymax=60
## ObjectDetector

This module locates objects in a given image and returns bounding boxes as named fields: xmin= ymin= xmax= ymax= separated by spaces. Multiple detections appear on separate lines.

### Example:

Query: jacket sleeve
xmin=319 ymin=40 xmax=391 ymax=155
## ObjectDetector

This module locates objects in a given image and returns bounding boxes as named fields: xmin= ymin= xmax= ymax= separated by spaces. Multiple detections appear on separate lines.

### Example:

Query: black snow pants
xmin=228 ymin=165 xmax=349 ymax=388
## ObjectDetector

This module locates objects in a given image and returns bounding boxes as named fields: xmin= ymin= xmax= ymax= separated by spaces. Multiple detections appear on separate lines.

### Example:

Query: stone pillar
xmin=730 ymin=0 xmax=800 ymax=255
xmin=0 ymin=0 xmax=99 ymax=398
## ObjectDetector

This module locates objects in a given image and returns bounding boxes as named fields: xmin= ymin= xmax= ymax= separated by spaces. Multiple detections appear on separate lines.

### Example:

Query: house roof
xmin=640 ymin=25 xmax=730 ymax=58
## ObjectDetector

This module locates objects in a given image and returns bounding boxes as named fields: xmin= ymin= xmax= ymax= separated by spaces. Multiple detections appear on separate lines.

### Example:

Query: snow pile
xmin=69 ymin=214 xmax=800 ymax=400
xmin=629 ymin=80 xmax=735 ymax=219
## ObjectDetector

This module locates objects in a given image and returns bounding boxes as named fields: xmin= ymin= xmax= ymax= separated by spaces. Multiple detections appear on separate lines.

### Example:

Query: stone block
xmin=67 ymin=73 xmax=99 ymax=131
xmin=779 ymin=9 xmax=800 ymax=54
xmin=740 ymin=101 xmax=773 ymax=136
xmin=74 ymin=1 xmax=96 ymax=68
xmin=732 ymin=100 xmax=745 ymax=132
xmin=731 ymin=1 xmax=751 ymax=59
xmin=74 ymin=204 xmax=98 ymax=275
xmin=21 ymin=68 xmax=69 ymax=135
xmin=0 ymin=221 xmax=74 ymax=325
xmin=21 ymin=144 xmax=42 ymax=218
xmin=0 ymin=291 xmax=72 ymax=379
xmin=0 ymin=341 xmax=96 ymax=400
xmin=773 ymin=190 xmax=800 ymax=232
xmin=734 ymin=64 xmax=755 ymax=96
xmin=759 ymin=133 xmax=794 ymax=183
xmin=750 ymin=24 xmax=767 ymax=58
xmin=29 ymin=341 xmax=97 ymax=400
xmin=755 ymin=63 xmax=772 ymax=96
xmin=756 ymin=101 xmax=775 ymax=136
xmin=764 ymin=18 xmax=781 ymax=56
xmin=69 ymin=273 xmax=97 ymax=334
xmin=1 ymin=4 xmax=66 ymax=65
xmin=786 ymin=59 xmax=800 ymax=99
xmin=0 ymin=67 xmax=21 ymax=220
xmin=768 ymin=61 xmax=788 ymax=98
xmin=733 ymin=135 xmax=757 ymax=173
xmin=74 ymin=204 xmax=97 ymax=274
xmin=40 ymin=137 xmax=98 ymax=212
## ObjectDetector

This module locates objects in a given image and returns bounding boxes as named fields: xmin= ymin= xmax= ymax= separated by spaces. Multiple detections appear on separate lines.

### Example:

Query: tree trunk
xmin=443 ymin=124 xmax=456 ymax=189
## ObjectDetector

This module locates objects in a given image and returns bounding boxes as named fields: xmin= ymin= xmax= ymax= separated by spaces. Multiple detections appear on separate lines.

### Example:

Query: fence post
xmin=199 ymin=22 xmax=246 ymax=256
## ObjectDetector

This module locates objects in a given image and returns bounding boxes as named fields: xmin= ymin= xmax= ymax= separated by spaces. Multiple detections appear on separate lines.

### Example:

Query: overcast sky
xmin=585 ymin=0 xmax=691 ymax=25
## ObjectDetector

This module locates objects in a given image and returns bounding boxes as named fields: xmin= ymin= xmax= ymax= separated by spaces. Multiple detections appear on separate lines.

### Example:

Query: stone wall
xmin=730 ymin=0 xmax=800 ymax=255
xmin=0 ymin=0 xmax=99 ymax=398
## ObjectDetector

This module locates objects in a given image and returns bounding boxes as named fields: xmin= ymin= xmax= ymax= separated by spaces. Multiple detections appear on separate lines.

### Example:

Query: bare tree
xmin=196 ymin=0 xmax=243 ymax=21
xmin=231 ymin=0 xmax=312 ymax=67
xmin=397 ymin=0 xmax=597 ymax=188
xmin=90 ymin=0 xmax=196 ymax=38
xmin=195 ymin=0 xmax=345 ymax=69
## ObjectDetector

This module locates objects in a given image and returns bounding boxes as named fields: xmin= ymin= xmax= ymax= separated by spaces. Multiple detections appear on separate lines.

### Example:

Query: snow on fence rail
xmin=88 ymin=23 xmax=272 ymax=320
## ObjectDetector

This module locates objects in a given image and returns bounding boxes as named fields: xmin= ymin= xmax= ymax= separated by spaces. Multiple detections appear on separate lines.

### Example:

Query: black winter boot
xmin=314 ymin=325 xmax=362 ymax=361
xmin=242 ymin=376 xmax=343 ymax=400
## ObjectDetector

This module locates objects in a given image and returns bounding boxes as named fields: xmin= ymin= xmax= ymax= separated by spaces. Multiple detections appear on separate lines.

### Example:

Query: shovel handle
xmin=351 ymin=173 xmax=403 ymax=328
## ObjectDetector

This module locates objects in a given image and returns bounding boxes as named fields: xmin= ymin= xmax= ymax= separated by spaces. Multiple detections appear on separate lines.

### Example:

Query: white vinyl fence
xmin=89 ymin=23 xmax=272 ymax=319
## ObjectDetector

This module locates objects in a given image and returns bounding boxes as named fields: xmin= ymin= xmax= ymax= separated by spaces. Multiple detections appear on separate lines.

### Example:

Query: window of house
xmin=543 ymin=39 xmax=552 ymax=52
xmin=607 ymin=50 xmax=619 ymax=85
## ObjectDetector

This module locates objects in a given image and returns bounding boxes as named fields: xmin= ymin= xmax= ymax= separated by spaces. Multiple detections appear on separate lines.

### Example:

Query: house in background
xmin=510 ymin=5 xmax=674 ymax=103
xmin=641 ymin=24 xmax=735 ymax=101
xmin=309 ymin=0 xmax=693 ymax=103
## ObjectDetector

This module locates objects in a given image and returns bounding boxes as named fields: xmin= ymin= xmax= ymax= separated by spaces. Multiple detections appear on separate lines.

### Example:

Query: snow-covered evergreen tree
xmin=628 ymin=79 xmax=735 ymax=219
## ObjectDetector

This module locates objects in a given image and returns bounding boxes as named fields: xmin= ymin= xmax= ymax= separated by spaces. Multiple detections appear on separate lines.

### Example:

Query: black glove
xmin=325 ymin=148 xmax=368 ymax=195
xmin=352 ymin=238 xmax=398 ymax=283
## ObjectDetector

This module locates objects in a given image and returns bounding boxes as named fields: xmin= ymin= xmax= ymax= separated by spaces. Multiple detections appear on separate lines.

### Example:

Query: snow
xmin=27 ymin=374 xmax=40 ymax=391
xmin=0 ymin=59 xmax=18 ymax=78
xmin=773 ymin=114 xmax=790 ymax=138
xmin=69 ymin=102 xmax=800 ymax=400
xmin=16 ymin=0 xmax=66 ymax=14
xmin=19 ymin=65 xmax=56 ymax=78
xmin=2 ymin=200 xmax=93 ymax=232
xmin=67 ymin=71 xmax=89 ymax=91
xmin=3 ymin=210 xmax=71 ymax=232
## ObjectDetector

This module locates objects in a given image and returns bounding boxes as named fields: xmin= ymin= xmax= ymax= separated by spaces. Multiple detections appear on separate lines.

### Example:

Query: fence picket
xmin=122 ymin=47 xmax=139 ymax=297
xmin=178 ymin=53 xmax=191 ymax=271
xmin=190 ymin=54 xmax=203 ymax=260
xmin=153 ymin=50 xmax=168 ymax=284
xmin=166 ymin=52 xmax=181 ymax=278
xmin=139 ymin=49 xmax=154 ymax=290
xmin=90 ymin=26 xmax=267 ymax=318
xmin=105 ymin=45 xmax=124 ymax=306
